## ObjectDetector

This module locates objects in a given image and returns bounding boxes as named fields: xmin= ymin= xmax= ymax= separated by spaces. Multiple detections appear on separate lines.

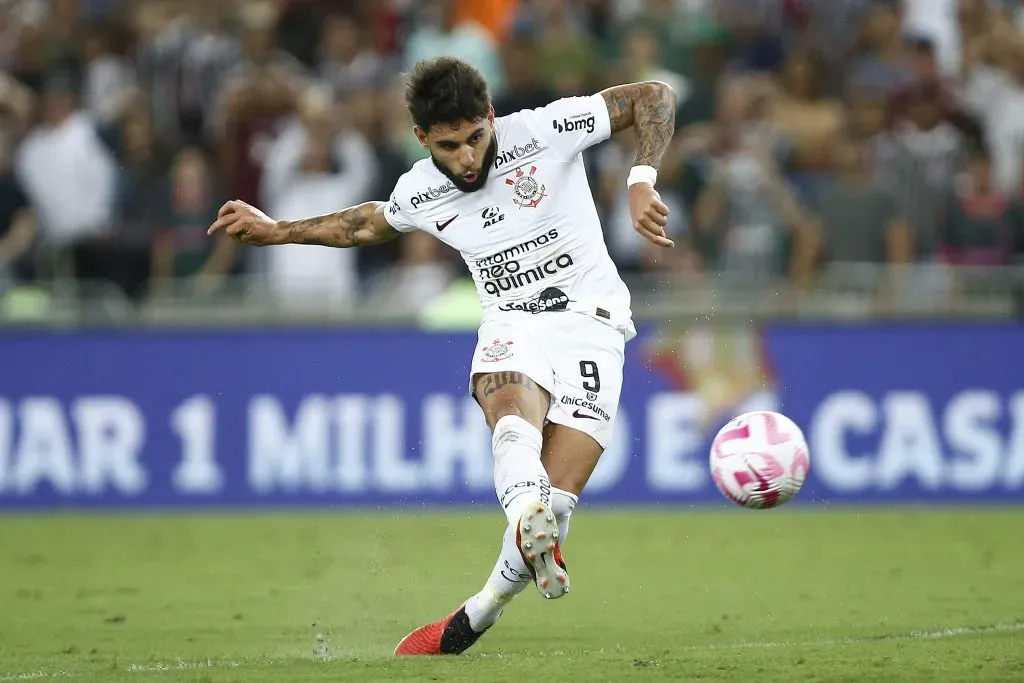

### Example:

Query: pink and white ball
xmin=710 ymin=410 xmax=810 ymax=509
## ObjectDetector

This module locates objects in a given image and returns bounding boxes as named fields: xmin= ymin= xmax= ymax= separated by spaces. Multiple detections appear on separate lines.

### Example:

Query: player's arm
xmin=598 ymin=81 xmax=677 ymax=248
xmin=599 ymin=81 xmax=676 ymax=170
xmin=207 ymin=200 xmax=399 ymax=248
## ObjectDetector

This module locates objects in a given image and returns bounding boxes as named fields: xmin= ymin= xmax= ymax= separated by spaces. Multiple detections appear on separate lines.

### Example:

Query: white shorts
xmin=468 ymin=311 xmax=626 ymax=448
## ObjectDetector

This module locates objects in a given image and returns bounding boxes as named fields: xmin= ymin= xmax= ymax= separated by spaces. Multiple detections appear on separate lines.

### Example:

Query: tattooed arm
xmin=208 ymin=200 xmax=399 ymax=248
xmin=279 ymin=202 xmax=399 ymax=247
xmin=599 ymin=81 xmax=676 ymax=169
xmin=598 ymin=81 xmax=677 ymax=247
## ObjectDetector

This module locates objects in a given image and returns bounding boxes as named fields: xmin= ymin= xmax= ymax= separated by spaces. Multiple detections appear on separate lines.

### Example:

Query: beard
xmin=431 ymin=131 xmax=498 ymax=193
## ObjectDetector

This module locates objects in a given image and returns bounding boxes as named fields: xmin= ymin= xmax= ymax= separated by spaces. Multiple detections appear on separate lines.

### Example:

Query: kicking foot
xmin=393 ymin=605 xmax=487 ymax=656
xmin=517 ymin=501 xmax=570 ymax=599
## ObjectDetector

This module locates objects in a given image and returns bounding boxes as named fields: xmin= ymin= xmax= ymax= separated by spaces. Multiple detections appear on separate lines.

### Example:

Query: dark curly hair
xmin=404 ymin=57 xmax=491 ymax=132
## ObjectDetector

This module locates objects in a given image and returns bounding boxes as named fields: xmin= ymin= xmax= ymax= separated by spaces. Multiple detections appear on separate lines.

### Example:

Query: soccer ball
xmin=709 ymin=410 xmax=810 ymax=509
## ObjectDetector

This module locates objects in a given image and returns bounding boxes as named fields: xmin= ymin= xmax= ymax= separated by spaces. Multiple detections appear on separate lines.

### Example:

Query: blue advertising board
xmin=0 ymin=323 xmax=1022 ymax=508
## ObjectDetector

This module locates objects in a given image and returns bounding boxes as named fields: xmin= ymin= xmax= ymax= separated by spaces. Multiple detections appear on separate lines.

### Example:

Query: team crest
xmin=481 ymin=339 xmax=514 ymax=362
xmin=505 ymin=166 xmax=547 ymax=209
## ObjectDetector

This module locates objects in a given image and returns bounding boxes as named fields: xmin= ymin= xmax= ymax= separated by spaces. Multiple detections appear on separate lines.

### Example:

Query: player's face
xmin=418 ymin=111 xmax=497 ymax=193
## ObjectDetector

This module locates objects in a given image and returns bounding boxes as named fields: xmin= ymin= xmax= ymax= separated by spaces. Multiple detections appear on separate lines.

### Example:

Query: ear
xmin=414 ymin=126 xmax=429 ymax=150
xmin=488 ymin=104 xmax=495 ymax=123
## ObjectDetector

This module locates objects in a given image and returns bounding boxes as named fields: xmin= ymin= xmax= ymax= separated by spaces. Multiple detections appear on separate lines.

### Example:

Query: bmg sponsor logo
xmin=552 ymin=114 xmax=595 ymax=134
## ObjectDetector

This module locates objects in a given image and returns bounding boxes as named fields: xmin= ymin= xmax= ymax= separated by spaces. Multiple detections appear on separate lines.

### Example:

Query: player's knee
xmin=474 ymin=374 xmax=547 ymax=429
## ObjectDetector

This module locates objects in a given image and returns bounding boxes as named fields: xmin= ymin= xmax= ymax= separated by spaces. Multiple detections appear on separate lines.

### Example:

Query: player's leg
xmin=541 ymin=422 xmax=602 ymax=540
xmin=539 ymin=315 xmax=626 ymax=567
xmin=472 ymin=369 xmax=555 ymax=524
xmin=395 ymin=332 xmax=558 ymax=656
xmin=459 ymin=370 xmax=569 ymax=621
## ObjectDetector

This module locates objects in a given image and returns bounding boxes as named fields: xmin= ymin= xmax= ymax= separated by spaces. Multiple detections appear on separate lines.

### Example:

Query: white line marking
xmin=1 ymin=621 xmax=1020 ymax=680
xmin=685 ymin=621 xmax=1024 ymax=652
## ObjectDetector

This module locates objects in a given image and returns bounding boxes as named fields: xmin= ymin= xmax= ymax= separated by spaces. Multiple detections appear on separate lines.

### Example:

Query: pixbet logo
xmin=494 ymin=137 xmax=542 ymax=168
xmin=409 ymin=181 xmax=456 ymax=208
xmin=552 ymin=115 xmax=595 ymax=134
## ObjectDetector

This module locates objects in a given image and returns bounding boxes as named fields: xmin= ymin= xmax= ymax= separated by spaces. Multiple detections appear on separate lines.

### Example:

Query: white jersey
xmin=383 ymin=94 xmax=636 ymax=340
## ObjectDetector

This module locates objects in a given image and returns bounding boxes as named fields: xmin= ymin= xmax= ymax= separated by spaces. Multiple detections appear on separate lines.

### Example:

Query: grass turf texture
xmin=0 ymin=509 xmax=1021 ymax=682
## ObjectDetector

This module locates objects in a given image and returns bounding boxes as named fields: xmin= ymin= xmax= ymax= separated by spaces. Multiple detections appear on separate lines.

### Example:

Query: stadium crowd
xmin=0 ymin=0 xmax=1024 ymax=316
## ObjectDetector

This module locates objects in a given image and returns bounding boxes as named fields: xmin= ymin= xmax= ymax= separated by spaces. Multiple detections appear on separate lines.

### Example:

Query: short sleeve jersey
xmin=384 ymin=94 xmax=633 ymax=330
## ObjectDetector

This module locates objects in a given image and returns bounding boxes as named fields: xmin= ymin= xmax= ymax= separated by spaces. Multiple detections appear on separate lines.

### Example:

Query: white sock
xmin=465 ymin=416 xmax=552 ymax=633
xmin=551 ymin=487 xmax=578 ymax=543
xmin=492 ymin=415 xmax=550 ymax=524
xmin=464 ymin=489 xmax=580 ymax=632
xmin=464 ymin=520 xmax=531 ymax=632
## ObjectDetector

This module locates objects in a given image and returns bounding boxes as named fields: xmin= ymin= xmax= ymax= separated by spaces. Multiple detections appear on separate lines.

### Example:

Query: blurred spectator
xmin=901 ymin=0 xmax=960 ymax=76
xmin=136 ymin=1 xmax=242 ymax=145
xmin=610 ymin=0 xmax=696 ymax=81
xmin=150 ymin=146 xmax=235 ymax=297
xmin=81 ymin=22 xmax=136 ymax=127
xmin=492 ymin=32 xmax=556 ymax=116
xmin=844 ymin=1 xmax=915 ymax=98
xmin=889 ymin=35 xmax=982 ymax=144
xmin=939 ymin=145 xmax=1017 ymax=265
xmin=11 ymin=18 xmax=57 ymax=93
xmin=875 ymin=83 xmax=966 ymax=259
xmin=797 ymin=0 xmax=877 ymax=87
xmin=260 ymin=85 xmax=377 ymax=312
xmin=813 ymin=136 xmax=911 ymax=268
xmin=691 ymin=77 xmax=813 ymax=282
xmin=14 ymin=70 xmax=117 ymax=284
xmin=767 ymin=47 xmax=845 ymax=204
xmin=529 ymin=0 xmax=597 ymax=95
xmin=404 ymin=0 xmax=505 ymax=99
xmin=318 ymin=11 xmax=387 ymax=96
xmin=452 ymin=0 xmax=520 ymax=43
xmin=846 ymin=87 xmax=890 ymax=145
xmin=615 ymin=24 xmax=689 ymax=105
xmin=343 ymin=82 xmax=411 ymax=281
xmin=715 ymin=0 xmax=785 ymax=73
xmin=364 ymin=231 xmax=456 ymax=317
xmin=0 ymin=106 xmax=36 ymax=293
xmin=109 ymin=107 xmax=166 ymax=300
xmin=962 ymin=26 xmax=1024 ymax=194
xmin=211 ymin=4 xmax=306 ymax=208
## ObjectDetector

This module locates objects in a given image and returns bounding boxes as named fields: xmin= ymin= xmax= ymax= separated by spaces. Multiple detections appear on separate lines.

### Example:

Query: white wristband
xmin=626 ymin=164 xmax=657 ymax=188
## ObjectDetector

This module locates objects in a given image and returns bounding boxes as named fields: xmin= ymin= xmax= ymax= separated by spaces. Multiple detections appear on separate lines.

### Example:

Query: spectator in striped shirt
xmin=874 ymin=83 xmax=967 ymax=260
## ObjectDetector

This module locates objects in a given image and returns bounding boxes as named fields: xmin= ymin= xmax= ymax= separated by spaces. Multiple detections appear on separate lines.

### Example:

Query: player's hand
xmin=207 ymin=200 xmax=280 ymax=246
xmin=628 ymin=183 xmax=673 ymax=248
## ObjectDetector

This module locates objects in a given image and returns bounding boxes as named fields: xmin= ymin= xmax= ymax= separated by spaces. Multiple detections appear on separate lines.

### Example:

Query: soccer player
xmin=208 ymin=56 xmax=675 ymax=655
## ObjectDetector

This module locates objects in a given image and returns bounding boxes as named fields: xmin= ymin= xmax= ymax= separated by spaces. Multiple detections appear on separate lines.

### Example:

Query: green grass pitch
xmin=1 ymin=508 xmax=1022 ymax=682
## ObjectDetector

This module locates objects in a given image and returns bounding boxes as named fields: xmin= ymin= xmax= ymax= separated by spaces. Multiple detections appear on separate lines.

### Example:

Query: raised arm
xmin=600 ymin=81 xmax=676 ymax=169
xmin=208 ymin=200 xmax=399 ymax=248
xmin=598 ymin=81 xmax=677 ymax=247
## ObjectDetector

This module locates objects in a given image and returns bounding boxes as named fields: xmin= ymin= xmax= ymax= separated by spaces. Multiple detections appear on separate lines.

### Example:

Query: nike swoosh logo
xmin=435 ymin=215 xmax=457 ymax=231
xmin=572 ymin=409 xmax=600 ymax=421
xmin=502 ymin=490 xmax=530 ymax=509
